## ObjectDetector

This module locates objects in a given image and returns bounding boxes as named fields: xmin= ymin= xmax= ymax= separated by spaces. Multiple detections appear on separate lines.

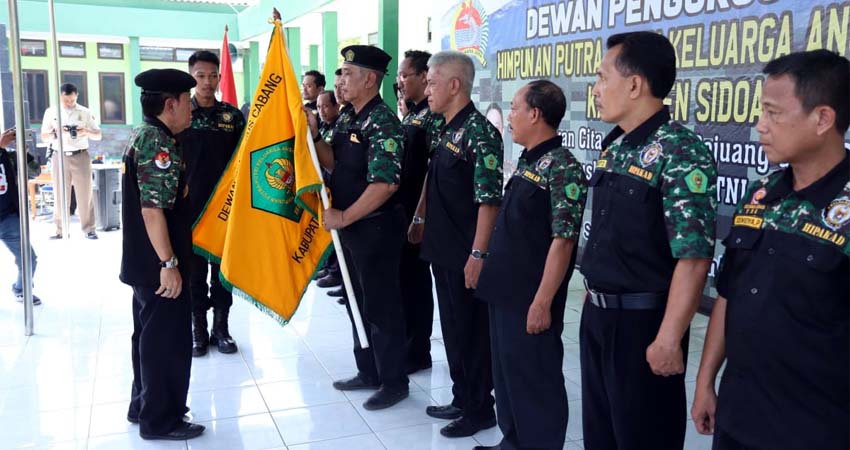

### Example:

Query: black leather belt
xmin=584 ymin=279 xmax=667 ymax=310
xmin=63 ymin=148 xmax=87 ymax=156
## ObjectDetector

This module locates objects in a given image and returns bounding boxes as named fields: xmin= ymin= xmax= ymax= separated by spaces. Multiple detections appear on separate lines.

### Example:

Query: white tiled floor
xmin=0 ymin=217 xmax=715 ymax=449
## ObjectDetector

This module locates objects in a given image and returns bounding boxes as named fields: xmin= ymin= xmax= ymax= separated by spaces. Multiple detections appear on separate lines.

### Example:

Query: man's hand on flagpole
xmin=304 ymin=106 xmax=319 ymax=136
xmin=323 ymin=207 xmax=346 ymax=230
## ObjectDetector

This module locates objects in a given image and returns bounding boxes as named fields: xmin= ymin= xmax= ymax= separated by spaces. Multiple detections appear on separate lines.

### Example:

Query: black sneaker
xmin=15 ymin=293 xmax=42 ymax=305
xmin=48 ymin=234 xmax=62 ymax=240
xmin=140 ymin=421 xmax=205 ymax=440
xmin=86 ymin=231 xmax=99 ymax=240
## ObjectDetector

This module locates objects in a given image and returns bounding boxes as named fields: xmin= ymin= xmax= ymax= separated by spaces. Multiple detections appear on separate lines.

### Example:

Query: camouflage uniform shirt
xmin=476 ymin=137 xmax=588 ymax=309
xmin=580 ymin=106 xmax=717 ymax=293
xmin=420 ymin=101 xmax=504 ymax=272
xmin=328 ymin=95 xmax=404 ymax=212
xmin=715 ymin=153 xmax=849 ymax=450
xmin=119 ymin=117 xmax=192 ymax=286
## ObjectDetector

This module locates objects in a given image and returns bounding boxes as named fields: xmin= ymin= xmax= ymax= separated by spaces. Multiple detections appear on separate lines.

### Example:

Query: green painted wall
xmin=20 ymin=41 xmax=245 ymax=126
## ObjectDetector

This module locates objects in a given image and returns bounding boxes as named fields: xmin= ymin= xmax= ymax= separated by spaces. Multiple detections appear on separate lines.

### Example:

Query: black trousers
xmin=580 ymin=299 xmax=689 ymax=450
xmin=712 ymin=427 xmax=756 ymax=450
xmin=432 ymin=264 xmax=495 ymax=420
xmin=340 ymin=209 xmax=408 ymax=390
xmin=189 ymin=255 xmax=233 ymax=313
xmin=128 ymin=285 xmax=193 ymax=435
xmin=400 ymin=241 xmax=433 ymax=368
xmin=490 ymin=301 xmax=568 ymax=450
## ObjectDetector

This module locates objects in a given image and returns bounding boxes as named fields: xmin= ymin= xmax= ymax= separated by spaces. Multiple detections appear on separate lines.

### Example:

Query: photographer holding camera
xmin=40 ymin=83 xmax=102 ymax=240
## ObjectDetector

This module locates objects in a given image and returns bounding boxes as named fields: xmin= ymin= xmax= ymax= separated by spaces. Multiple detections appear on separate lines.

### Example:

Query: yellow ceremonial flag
xmin=192 ymin=20 xmax=332 ymax=323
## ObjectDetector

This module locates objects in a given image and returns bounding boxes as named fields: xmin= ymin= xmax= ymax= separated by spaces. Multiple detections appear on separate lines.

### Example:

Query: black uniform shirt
xmin=177 ymin=98 xmax=245 ymax=222
xmin=120 ymin=117 xmax=192 ymax=286
xmin=420 ymin=101 xmax=504 ymax=272
xmin=715 ymin=152 xmax=850 ymax=450
xmin=400 ymin=99 xmax=443 ymax=222
xmin=580 ymin=107 xmax=717 ymax=294
xmin=476 ymin=137 xmax=587 ymax=310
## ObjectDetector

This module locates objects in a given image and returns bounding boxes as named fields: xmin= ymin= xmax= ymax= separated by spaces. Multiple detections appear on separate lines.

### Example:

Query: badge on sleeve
xmin=684 ymin=168 xmax=708 ymax=194
xmin=154 ymin=148 xmax=172 ymax=169
xmin=483 ymin=154 xmax=498 ymax=170
xmin=383 ymin=138 xmax=398 ymax=153
xmin=565 ymin=182 xmax=580 ymax=201
xmin=221 ymin=112 xmax=233 ymax=123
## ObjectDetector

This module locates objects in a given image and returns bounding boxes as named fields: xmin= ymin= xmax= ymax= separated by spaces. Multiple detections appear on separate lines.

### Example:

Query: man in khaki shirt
xmin=40 ymin=83 xmax=102 ymax=239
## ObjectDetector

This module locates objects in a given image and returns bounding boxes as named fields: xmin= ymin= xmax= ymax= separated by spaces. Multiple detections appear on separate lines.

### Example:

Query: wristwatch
xmin=471 ymin=249 xmax=489 ymax=260
xmin=412 ymin=215 xmax=425 ymax=225
xmin=160 ymin=256 xmax=179 ymax=269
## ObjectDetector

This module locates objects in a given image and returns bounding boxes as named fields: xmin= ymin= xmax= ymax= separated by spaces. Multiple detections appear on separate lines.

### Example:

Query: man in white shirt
xmin=40 ymin=83 xmax=102 ymax=239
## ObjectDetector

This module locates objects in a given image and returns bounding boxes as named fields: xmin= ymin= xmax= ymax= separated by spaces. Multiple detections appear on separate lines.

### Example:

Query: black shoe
xmin=336 ymin=297 xmax=347 ymax=305
xmin=473 ymin=446 xmax=500 ymax=450
xmin=332 ymin=374 xmax=380 ymax=391
xmin=363 ymin=387 xmax=409 ymax=411
xmin=327 ymin=288 xmax=345 ymax=297
xmin=140 ymin=421 xmax=205 ymax=440
xmin=316 ymin=273 xmax=342 ymax=288
xmin=405 ymin=359 xmax=432 ymax=375
xmin=85 ymin=231 xmax=99 ymax=240
xmin=426 ymin=404 xmax=463 ymax=420
xmin=192 ymin=310 xmax=209 ymax=357
xmin=211 ymin=307 xmax=238 ymax=354
xmin=48 ymin=234 xmax=62 ymax=240
xmin=440 ymin=416 xmax=497 ymax=438
xmin=314 ymin=268 xmax=329 ymax=280
xmin=14 ymin=293 xmax=42 ymax=305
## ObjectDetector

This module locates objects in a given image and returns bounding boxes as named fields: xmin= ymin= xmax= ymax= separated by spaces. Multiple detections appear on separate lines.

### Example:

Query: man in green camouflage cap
xmin=120 ymin=68 xmax=204 ymax=441
xmin=410 ymin=50 xmax=502 ymax=438
xmin=307 ymin=44 xmax=410 ymax=411
xmin=579 ymin=31 xmax=717 ymax=450
xmin=475 ymin=80 xmax=587 ymax=450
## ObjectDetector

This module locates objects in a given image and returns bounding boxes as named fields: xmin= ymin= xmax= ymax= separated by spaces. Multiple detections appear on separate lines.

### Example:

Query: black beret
xmin=134 ymin=69 xmax=196 ymax=95
xmin=340 ymin=45 xmax=392 ymax=74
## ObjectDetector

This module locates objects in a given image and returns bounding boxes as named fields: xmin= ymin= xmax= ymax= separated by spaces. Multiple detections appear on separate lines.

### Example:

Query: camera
xmin=63 ymin=125 xmax=78 ymax=139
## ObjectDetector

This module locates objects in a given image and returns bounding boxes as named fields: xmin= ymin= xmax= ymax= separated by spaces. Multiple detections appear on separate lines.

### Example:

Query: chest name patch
xmin=627 ymin=165 xmax=653 ymax=182
xmin=733 ymin=215 xmax=763 ymax=229
xmin=801 ymin=222 xmax=847 ymax=247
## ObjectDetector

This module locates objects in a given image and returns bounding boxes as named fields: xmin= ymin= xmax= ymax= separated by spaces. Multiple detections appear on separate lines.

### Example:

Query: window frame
xmin=97 ymin=43 xmax=124 ymax=60
xmin=20 ymin=39 xmax=47 ymax=57
xmin=23 ymin=69 xmax=49 ymax=123
xmin=98 ymin=72 xmax=126 ymax=124
xmin=58 ymin=41 xmax=87 ymax=58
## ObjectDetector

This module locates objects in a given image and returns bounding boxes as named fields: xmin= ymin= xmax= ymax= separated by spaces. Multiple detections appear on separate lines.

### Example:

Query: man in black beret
xmin=121 ymin=68 xmax=205 ymax=440
xmin=307 ymin=45 xmax=410 ymax=410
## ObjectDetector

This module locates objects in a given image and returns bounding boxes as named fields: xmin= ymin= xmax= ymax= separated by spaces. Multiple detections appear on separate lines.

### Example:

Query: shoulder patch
xmin=383 ymin=138 xmax=398 ymax=153
xmin=483 ymin=154 xmax=498 ymax=170
xmin=685 ymin=168 xmax=708 ymax=194
xmin=639 ymin=142 xmax=663 ymax=167
xmin=154 ymin=149 xmax=172 ymax=169
xmin=565 ymin=182 xmax=581 ymax=201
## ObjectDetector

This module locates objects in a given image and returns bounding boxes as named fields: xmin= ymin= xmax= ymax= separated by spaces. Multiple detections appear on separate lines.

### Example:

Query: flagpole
xmin=304 ymin=126 xmax=370 ymax=349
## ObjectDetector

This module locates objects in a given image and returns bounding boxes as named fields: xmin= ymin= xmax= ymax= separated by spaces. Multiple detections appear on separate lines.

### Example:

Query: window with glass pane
xmin=60 ymin=71 xmax=88 ymax=107
xmin=23 ymin=70 xmax=48 ymax=122
xmin=140 ymin=46 xmax=174 ymax=61
xmin=59 ymin=41 xmax=86 ymax=58
xmin=99 ymin=73 xmax=125 ymax=124
xmin=97 ymin=43 xmax=123 ymax=59
xmin=21 ymin=40 xmax=46 ymax=57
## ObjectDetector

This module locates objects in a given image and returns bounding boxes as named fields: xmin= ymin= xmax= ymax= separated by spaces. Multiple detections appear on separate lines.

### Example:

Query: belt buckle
xmin=584 ymin=280 xmax=607 ymax=308
xmin=64 ymin=151 xmax=74 ymax=156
